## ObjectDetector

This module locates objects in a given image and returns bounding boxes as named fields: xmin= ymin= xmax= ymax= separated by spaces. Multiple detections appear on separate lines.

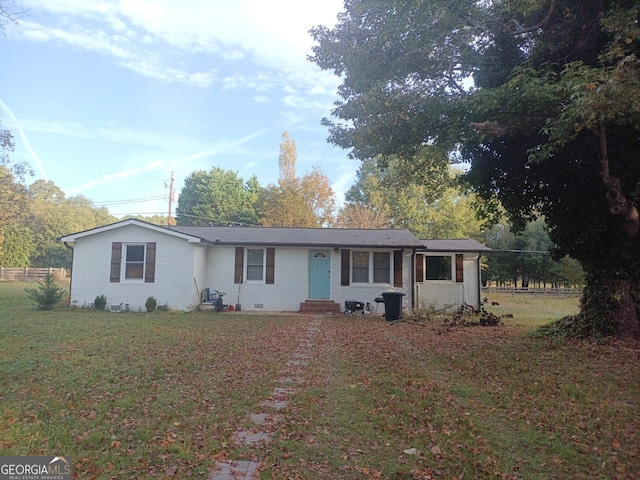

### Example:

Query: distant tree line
xmin=480 ymin=219 xmax=584 ymax=288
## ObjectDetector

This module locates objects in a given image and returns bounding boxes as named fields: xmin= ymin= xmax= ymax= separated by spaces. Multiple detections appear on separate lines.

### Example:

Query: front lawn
xmin=1 ymin=282 xmax=637 ymax=479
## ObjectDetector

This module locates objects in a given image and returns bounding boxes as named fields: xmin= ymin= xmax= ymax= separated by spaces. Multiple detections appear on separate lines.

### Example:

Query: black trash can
xmin=381 ymin=292 xmax=405 ymax=321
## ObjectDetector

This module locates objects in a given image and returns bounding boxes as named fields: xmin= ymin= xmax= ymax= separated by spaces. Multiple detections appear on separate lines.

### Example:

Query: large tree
xmin=176 ymin=167 xmax=259 ymax=226
xmin=310 ymin=0 xmax=640 ymax=339
xmin=260 ymin=132 xmax=336 ymax=227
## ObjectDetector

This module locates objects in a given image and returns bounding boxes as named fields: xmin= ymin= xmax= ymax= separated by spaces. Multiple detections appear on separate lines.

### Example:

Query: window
xmin=352 ymin=251 xmax=391 ymax=284
xmin=426 ymin=255 xmax=452 ymax=280
xmin=235 ymin=247 xmax=275 ymax=284
xmin=125 ymin=245 xmax=145 ymax=279
xmin=373 ymin=252 xmax=390 ymax=283
xmin=352 ymin=252 xmax=369 ymax=283
xmin=341 ymin=249 xmax=401 ymax=286
xmin=110 ymin=242 xmax=155 ymax=283
xmin=246 ymin=249 xmax=264 ymax=281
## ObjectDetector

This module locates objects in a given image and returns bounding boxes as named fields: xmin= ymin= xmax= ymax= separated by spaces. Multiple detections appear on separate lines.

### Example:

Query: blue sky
xmin=0 ymin=0 xmax=355 ymax=218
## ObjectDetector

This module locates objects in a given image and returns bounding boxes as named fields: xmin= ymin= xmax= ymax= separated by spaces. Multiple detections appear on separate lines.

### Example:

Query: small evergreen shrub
xmin=94 ymin=294 xmax=107 ymax=311
xmin=25 ymin=273 xmax=67 ymax=311
xmin=145 ymin=296 xmax=157 ymax=313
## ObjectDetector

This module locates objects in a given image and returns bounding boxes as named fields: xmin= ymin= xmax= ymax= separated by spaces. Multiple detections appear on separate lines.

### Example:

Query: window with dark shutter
xmin=234 ymin=247 xmax=244 ymax=284
xmin=415 ymin=254 xmax=424 ymax=282
xmin=110 ymin=242 xmax=122 ymax=282
xmin=145 ymin=242 xmax=156 ymax=283
xmin=394 ymin=250 xmax=403 ymax=287
xmin=455 ymin=254 xmax=464 ymax=283
xmin=266 ymin=247 xmax=275 ymax=284
xmin=341 ymin=249 xmax=350 ymax=286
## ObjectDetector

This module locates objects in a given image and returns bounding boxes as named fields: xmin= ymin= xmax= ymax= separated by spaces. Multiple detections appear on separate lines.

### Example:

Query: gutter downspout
xmin=477 ymin=253 xmax=482 ymax=308
xmin=411 ymin=248 xmax=416 ymax=311
xmin=63 ymin=241 xmax=74 ymax=305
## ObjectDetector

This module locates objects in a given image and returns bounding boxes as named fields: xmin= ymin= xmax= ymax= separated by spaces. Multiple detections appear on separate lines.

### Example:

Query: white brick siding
xmin=69 ymin=224 xmax=201 ymax=311
xmin=200 ymin=247 xmax=412 ymax=312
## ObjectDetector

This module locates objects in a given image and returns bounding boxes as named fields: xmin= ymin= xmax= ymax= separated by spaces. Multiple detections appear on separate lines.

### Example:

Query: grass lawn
xmin=1 ymin=282 xmax=638 ymax=479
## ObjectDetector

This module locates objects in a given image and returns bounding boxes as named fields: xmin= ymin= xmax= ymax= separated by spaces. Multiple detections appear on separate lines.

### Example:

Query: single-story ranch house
xmin=60 ymin=219 xmax=489 ymax=315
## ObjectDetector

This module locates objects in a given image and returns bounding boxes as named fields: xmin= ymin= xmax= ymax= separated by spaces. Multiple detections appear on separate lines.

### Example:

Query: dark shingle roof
xmin=418 ymin=239 xmax=491 ymax=253
xmin=169 ymin=225 xmax=424 ymax=248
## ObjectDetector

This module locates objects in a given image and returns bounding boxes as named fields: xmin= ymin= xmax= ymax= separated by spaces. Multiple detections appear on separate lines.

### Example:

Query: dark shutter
xmin=110 ymin=242 xmax=122 ymax=283
xmin=234 ymin=247 xmax=244 ymax=284
xmin=341 ymin=249 xmax=350 ymax=286
xmin=455 ymin=254 xmax=464 ymax=283
xmin=394 ymin=250 xmax=403 ymax=287
xmin=415 ymin=254 xmax=424 ymax=282
xmin=145 ymin=242 xmax=156 ymax=283
xmin=266 ymin=247 xmax=275 ymax=284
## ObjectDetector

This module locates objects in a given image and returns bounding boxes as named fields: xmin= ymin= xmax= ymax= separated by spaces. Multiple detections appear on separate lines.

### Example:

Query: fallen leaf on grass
xmin=431 ymin=445 xmax=442 ymax=455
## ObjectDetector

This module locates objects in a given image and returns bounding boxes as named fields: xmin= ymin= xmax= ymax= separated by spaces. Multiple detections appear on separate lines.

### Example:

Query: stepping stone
xmin=260 ymin=399 xmax=288 ymax=410
xmin=248 ymin=412 xmax=281 ymax=426
xmin=286 ymin=359 xmax=308 ymax=367
xmin=248 ymin=412 xmax=271 ymax=424
xmin=208 ymin=460 xmax=258 ymax=480
xmin=271 ymin=386 xmax=296 ymax=397
xmin=233 ymin=430 xmax=272 ymax=445
xmin=277 ymin=376 xmax=304 ymax=385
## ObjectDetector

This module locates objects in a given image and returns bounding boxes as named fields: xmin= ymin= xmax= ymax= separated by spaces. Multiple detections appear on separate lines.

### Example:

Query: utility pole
xmin=167 ymin=171 xmax=175 ymax=226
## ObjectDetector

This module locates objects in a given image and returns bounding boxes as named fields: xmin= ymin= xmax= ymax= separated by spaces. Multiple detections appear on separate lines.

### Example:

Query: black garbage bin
xmin=381 ymin=292 xmax=405 ymax=321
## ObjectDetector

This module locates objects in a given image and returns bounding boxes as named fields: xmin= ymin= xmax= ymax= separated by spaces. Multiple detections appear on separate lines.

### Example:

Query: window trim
xmin=350 ymin=250 xmax=393 ymax=285
xmin=424 ymin=254 xmax=453 ymax=281
xmin=124 ymin=243 xmax=146 ymax=280
xmin=110 ymin=242 xmax=155 ymax=283
xmin=245 ymin=248 xmax=265 ymax=283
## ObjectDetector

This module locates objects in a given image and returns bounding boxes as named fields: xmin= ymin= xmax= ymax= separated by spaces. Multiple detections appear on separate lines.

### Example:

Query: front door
xmin=309 ymin=250 xmax=331 ymax=299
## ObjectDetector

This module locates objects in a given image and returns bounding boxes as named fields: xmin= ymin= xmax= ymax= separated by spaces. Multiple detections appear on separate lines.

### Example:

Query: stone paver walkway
xmin=208 ymin=316 xmax=323 ymax=479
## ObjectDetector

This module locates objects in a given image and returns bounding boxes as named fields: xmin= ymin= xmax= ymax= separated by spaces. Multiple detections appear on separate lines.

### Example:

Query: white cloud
xmin=15 ymin=0 xmax=344 ymax=92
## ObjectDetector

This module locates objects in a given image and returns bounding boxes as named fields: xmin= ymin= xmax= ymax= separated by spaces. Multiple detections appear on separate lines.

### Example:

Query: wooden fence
xmin=482 ymin=286 xmax=582 ymax=296
xmin=0 ymin=267 xmax=69 ymax=281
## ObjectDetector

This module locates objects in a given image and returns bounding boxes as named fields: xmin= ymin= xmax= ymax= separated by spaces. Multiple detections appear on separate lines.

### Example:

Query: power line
xmin=92 ymin=195 xmax=167 ymax=206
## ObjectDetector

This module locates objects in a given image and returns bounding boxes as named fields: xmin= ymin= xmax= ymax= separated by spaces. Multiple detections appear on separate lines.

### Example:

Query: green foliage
xmin=176 ymin=167 xmax=260 ymax=226
xmin=342 ymin=156 xmax=482 ymax=239
xmin=25 ymin=273 xmax=67 ymax=310
xmin=0 ymin=166 xmax=29 ymax=243
xmin=0 ymin=222 xmax=35 ymax=267
xmin=0 ymin=169 xmax=116 ymax=268
xmin=26 ymin=180 xmax=116 ymax=267
xmin=94 ymin=294 xmax=107 ymax=311
xmin=145 ymin=296 xmax=157 ymax=313
xmin=480 ymin=218 xmax=585 ymax=288
xmin=31 ymin=244 xmax=72 ymax=269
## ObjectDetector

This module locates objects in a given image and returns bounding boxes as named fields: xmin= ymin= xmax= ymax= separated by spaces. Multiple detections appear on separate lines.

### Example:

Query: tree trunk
xmin=580 ymin=273 xmax=640 ymax=341
xmin=611 ymin=278 xmax=640 ymax=340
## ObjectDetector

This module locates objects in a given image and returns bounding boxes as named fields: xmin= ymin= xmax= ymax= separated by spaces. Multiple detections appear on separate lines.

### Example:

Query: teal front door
xmin=309 ymin=250 xmax=331 ymax=299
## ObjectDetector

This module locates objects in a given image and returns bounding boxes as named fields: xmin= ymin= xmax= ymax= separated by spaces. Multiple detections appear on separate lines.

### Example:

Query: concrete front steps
xmin=299 ymin=299 xmax=342 ymax=315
